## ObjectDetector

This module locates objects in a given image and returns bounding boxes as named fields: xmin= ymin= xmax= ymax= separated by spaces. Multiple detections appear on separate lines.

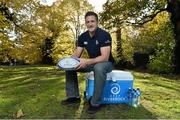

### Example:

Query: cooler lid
xmin=86 ymin=70 xmax=133 ymax=81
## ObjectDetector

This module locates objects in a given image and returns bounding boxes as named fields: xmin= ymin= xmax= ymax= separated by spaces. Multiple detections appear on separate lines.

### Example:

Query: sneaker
xmin=86 ymin=105 xmax=101 ymax=114
xmin=61 ymin=97 xmax=81 ymax=105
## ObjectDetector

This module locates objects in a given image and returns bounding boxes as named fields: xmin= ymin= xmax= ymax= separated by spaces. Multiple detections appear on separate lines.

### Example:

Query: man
xmin=61 ymin=11 xmax=115 ymax=113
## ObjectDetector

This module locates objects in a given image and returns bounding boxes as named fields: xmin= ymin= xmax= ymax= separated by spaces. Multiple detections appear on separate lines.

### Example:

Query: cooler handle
xmin=109 ymin=73 xmax=116 ymax=82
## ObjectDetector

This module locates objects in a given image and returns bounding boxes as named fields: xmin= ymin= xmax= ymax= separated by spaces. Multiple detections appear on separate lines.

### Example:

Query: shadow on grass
xmin=73 ymin=102 xmax=157 ymax=119
xmin=132 ymin=68 xmax=180 ymax=81
xmin=133 ymin=70 xmax=180 ymax=93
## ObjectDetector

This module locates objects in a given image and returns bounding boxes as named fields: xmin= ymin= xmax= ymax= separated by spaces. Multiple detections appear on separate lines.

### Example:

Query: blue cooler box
xmin=85 ymin=70 xmax=133 ymax=104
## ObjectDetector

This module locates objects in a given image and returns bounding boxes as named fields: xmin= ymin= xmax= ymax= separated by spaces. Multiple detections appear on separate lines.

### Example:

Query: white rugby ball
xmin=57 ymin=57 xmax=80 ymax=70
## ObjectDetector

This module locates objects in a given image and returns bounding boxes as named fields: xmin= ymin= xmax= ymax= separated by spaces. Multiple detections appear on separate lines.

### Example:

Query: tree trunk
xmin=115 ymin=28 xmax=127 ymax=68
xmin=116 ymin=28 xmax=123 ymax=60
xmin=167 ymin=0 xmax=180 ymax=74
xmin=41 ymin=37 xmax=54 ymax=65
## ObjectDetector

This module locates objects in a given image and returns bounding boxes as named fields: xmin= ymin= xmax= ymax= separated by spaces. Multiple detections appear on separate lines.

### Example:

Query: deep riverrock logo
xmin=111 ymin=83 xmax=121 ymax=95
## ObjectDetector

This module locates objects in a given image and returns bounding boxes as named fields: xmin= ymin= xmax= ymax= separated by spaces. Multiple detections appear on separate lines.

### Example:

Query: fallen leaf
xmin=16 ymin=109 xmax=24 ymax=118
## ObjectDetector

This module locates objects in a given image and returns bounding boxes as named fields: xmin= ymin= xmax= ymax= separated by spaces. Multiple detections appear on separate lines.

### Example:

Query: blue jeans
xmin=65 ymin=61 xmax=113 ymax=106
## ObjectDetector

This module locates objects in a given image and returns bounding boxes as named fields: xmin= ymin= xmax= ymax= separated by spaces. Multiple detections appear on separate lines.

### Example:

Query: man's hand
xmin=76 ymin=58 xmax=89 ymax=70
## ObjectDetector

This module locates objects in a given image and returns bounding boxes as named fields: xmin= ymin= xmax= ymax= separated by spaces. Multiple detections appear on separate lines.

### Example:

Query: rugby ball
xmin=57 ymin=57 xmax=80 ymax=70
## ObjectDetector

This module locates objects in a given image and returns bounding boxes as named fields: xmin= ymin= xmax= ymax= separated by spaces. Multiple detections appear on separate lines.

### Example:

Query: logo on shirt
xmin=96 ymin=40 xmax=99 ymax=45
xmin=105 ymin=40 xmax=111 ymax=44
xmin=84 ymin=41 xmax=88 ymax=45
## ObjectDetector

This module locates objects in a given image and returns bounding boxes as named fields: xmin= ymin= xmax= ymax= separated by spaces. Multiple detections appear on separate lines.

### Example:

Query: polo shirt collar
xmin=88 ymin=27 xmax=99 ymax=39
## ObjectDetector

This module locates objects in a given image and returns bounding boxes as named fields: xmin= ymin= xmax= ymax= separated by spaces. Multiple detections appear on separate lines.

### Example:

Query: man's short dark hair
xmin=85 ymin=11 xmax=98 ymax=21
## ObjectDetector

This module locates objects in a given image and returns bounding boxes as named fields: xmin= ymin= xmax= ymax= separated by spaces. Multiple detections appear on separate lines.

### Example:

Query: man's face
xmin=85 ymin=15 xmax=98 ymax=32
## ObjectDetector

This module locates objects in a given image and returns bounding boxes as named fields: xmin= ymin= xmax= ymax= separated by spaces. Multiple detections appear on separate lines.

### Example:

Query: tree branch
xmin=13 ymin=21 xmax=39 ymax=35
xmin=0 ymin=2 xmax=41 ymax=36
xmin=128 ymin=8 xmax=167 ymax=27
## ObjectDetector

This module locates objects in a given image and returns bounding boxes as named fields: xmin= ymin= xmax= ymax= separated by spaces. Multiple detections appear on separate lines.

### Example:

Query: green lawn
xmin=0 ymin=65 xmax=180 ymax=119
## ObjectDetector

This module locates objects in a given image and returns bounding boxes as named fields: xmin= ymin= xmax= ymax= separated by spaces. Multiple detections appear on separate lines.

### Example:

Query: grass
xmin=0 ymin=65 xmax=180 ymax=119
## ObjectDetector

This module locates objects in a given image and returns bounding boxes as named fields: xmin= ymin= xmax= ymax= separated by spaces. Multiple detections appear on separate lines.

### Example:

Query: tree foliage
xmin=0 ymin=0 xmax=93 ymax=64
xmin=100 ymin=0 xmax=179 ymax=73
xmin=100 ymin=0 xmax=167 ymax=28
xmin=50 ymin=0 xmax=93 ymax=63
xmin=133 ymin=12 xmax=175 ymax=73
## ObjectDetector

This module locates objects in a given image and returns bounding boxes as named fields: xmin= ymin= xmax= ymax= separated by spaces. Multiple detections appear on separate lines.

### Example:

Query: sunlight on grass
xmin=0 ymin=65 xmax=179 ymax=119
xmin=133 ymin=71 xmax=180 ymax=119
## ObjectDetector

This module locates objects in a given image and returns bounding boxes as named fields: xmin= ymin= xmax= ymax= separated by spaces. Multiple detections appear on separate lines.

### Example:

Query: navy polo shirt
xmin=77 ymin=27 xmax=115 ymax=63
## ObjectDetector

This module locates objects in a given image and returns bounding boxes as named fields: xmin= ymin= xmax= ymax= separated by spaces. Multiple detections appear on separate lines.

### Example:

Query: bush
xmin=147 ymin=21 xmax=175 ymax=73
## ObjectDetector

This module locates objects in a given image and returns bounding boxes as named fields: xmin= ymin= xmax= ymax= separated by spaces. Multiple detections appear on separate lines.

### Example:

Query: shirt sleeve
xmin=77 ymin=35 xmax=84 ymax=47
xmin=99 ymin=32 xmax=112 ymax=47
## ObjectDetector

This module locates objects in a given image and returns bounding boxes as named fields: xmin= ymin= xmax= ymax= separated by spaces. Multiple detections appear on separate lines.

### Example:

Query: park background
xmin=0 ymin=0 xmax=180 ymax=119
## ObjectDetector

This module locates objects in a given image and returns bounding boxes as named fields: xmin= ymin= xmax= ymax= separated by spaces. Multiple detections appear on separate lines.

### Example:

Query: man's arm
xmin=87 ymin=46 xmax=110 ymax=64
xmin=76 ymin=46 xmax=110 ymax=69
xmin=71 ymin=47 xmax=84 ymax=58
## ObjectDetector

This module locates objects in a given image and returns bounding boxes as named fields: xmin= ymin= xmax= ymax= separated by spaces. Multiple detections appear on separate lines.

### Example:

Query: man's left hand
xmin=76 ymin=58 xmax=89 ymax=70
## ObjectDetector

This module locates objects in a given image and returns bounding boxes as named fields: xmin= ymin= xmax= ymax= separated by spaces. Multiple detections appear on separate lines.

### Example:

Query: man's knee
xmin=93 ymin=62 xmax=111 ymax=73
